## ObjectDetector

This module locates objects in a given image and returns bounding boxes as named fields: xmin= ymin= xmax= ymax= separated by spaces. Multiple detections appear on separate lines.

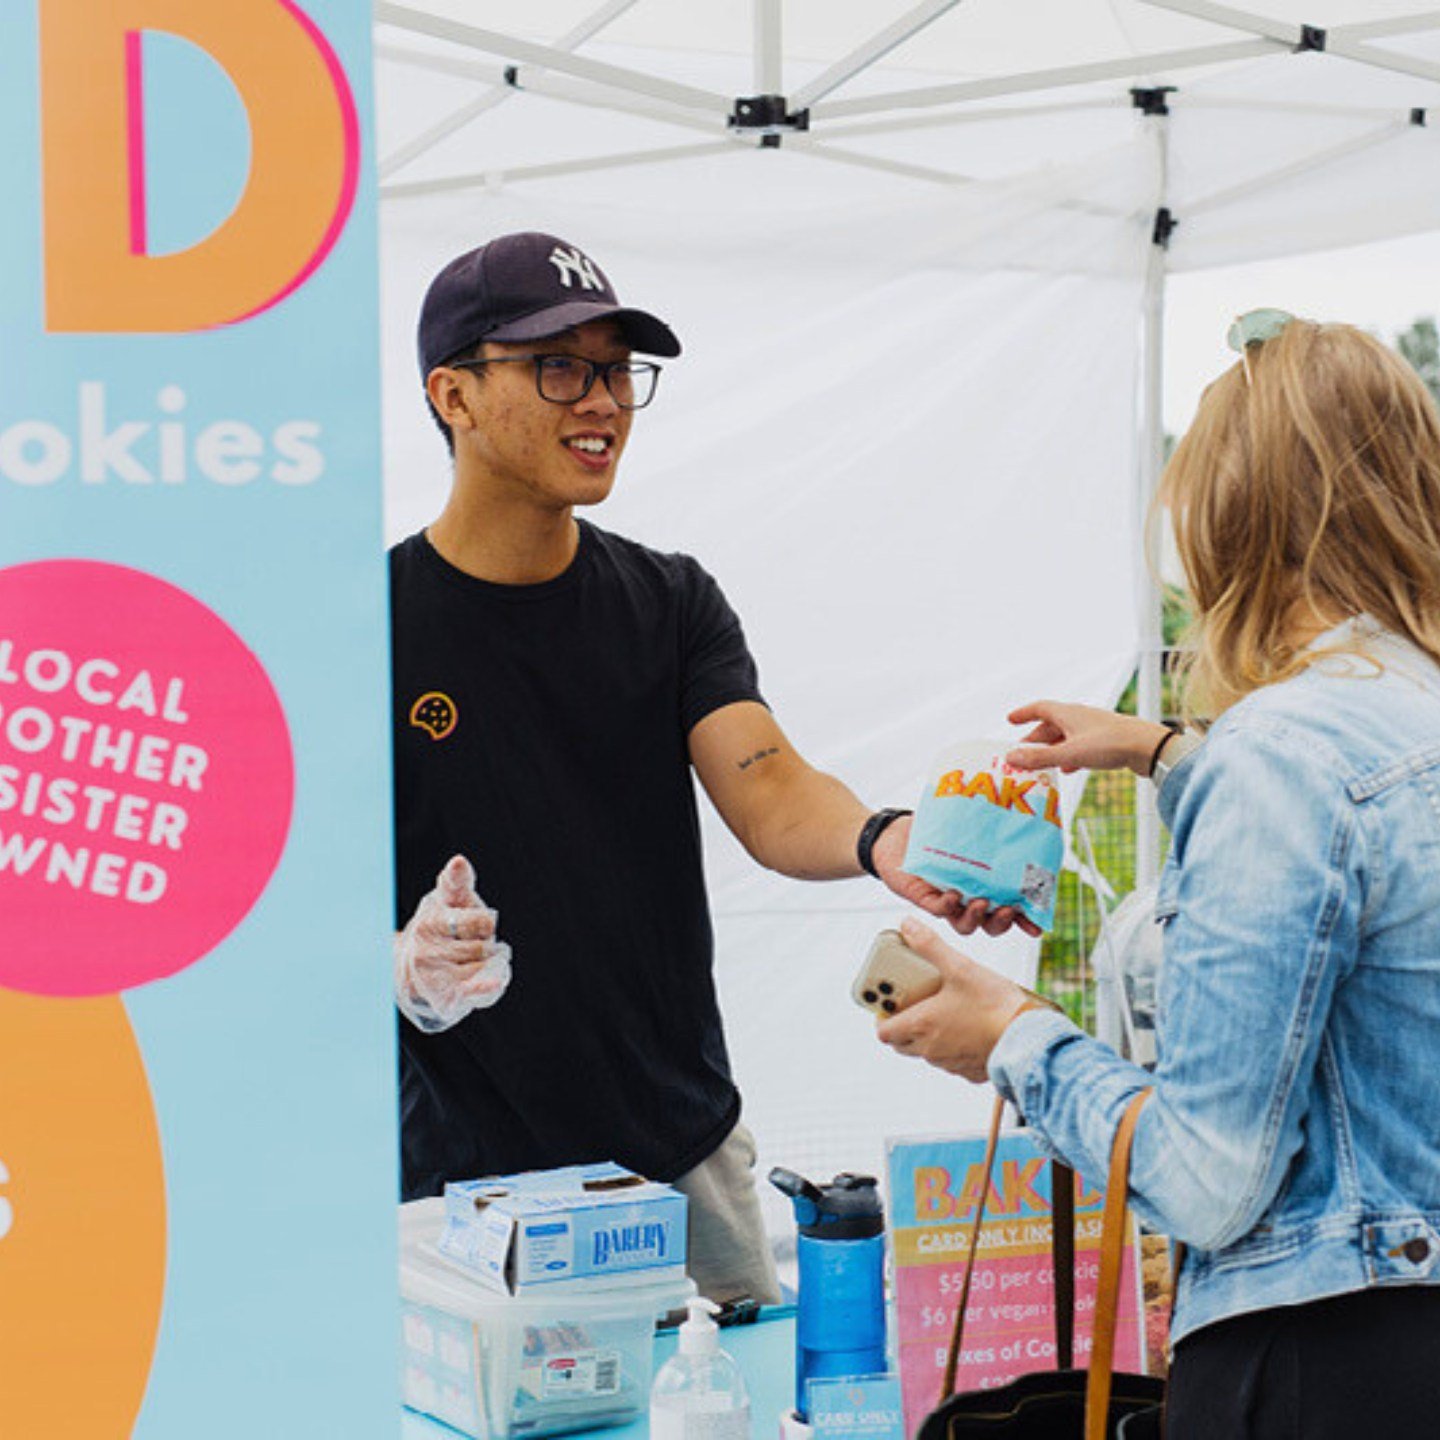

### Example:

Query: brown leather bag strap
xmin=1051 ymin=1160 xmax=1076 ymax=1369
xmin=941 ymin=993 xmax=1078 ymax=1399
xmin=1084 ymin=1089 xmax=1152 ymax=1440
xmin=939 ymin=1093 xmax=1006 ymax=1398
xmin=940 ymin=1106 xmax=1080 ymax=1392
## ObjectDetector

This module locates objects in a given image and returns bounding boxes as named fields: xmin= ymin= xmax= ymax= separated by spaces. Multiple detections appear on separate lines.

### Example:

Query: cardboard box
xmin=440 ymin=1162 xmax=688 ymax=1294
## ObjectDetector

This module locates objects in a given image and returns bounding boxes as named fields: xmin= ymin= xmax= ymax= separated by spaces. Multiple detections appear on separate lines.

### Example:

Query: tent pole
xmin=1335 ymin=12 xmax=1440 ymax=42
xmin=1325 ymin=34 xmax=1440 ymax=85
xmin=755 ymin=0 xmax=782 ymax=94
xmin=380 ymin=0 xmax=643 ymax=178
xmin=788 ymin=0 xmax=966 ymax=112
xmin=812 ymin=39 xmax=1276 ymax=121
xmin=1186 ymin=120 xmax=1412 ymax=218
xmin=380 ymin=139 xmax=742 ymax=200
xmin=374 ymin=3 xmax=730 ymax=118
xmin=1135 ymin=111 xmax=1169 ymax=893
xmin=1135 ymin=0 xmax=1302 ymax=45
xmin=1139 ymin=0 xmax=1440 ymax=85
xmin=452 ymin=68 xmax=723 ymax=137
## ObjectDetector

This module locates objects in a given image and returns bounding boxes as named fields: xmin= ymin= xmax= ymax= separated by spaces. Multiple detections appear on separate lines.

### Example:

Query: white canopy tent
xmin=374 ymin=1 xmax=1440 ymax=1244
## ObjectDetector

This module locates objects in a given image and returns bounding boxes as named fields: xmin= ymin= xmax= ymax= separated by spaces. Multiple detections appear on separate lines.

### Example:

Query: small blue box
xmin=440 ymin=1162 xmax=687 ymax=1294
xmin=806 ymin=1374 xmax=905 ymax=1440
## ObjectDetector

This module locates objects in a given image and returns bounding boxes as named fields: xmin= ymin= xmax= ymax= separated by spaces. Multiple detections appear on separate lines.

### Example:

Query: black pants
xmin=1167 ymin=1285 xmax=1440 ymax=1439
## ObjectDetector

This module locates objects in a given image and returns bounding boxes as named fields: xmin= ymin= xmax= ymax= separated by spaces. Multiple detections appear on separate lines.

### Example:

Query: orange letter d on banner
xmin=39 ymin=0 xmax=359 ymax=333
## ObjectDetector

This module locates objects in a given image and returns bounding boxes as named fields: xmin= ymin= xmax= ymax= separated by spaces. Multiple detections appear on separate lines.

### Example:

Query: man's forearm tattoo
xmin=737 ymin=747 xmax=780 ymax=772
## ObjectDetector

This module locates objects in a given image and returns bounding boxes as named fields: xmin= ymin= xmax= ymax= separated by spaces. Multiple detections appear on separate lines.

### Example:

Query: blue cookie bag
xmin=901 ymin=741 xmax=1064 ymax=931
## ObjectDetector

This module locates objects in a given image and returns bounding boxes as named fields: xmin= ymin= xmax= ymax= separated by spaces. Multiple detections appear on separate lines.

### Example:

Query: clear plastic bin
xmin=400 ymin=1199 xmax=694 ymax=1438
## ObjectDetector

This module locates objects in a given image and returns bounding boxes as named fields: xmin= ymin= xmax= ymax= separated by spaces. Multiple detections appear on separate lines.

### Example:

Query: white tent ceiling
xmin=373 ymin=2 xmax=1440 ymax=1239
xmin=376 ymin=0 xmax=1440 ymax=268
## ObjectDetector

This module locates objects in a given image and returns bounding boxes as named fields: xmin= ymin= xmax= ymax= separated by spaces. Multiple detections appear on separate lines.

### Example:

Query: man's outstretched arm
xmin=688 ymin=700 xmax=1035 ymax=936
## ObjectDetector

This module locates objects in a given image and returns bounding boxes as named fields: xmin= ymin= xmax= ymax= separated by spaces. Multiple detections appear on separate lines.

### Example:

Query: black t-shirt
xmin=390 ymin=521 xmax=765 ymax=1198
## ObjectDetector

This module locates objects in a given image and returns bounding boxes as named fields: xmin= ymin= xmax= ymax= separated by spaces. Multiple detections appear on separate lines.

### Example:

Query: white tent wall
xmin=376 ymin=1 xmax=1440 ymax=1253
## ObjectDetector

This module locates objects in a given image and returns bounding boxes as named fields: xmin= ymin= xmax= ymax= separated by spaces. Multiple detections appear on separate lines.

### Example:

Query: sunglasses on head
xmin=1227 ymin=307 xmax=1296 ymax=384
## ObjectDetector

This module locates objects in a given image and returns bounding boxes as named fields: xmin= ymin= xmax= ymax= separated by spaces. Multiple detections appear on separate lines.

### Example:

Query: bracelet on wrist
xmin=1145 ymin=720 xmax=1184 ymax=778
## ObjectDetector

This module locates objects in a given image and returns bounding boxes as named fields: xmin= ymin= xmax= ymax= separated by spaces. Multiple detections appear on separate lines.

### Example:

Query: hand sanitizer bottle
xmin=650 ymin=1296 xmax=752 ymax=1439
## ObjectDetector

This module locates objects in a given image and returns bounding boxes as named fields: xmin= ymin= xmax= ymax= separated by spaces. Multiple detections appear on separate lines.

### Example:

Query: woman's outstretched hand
xmin=1006 ymin=700 xmax=1171 ymax=776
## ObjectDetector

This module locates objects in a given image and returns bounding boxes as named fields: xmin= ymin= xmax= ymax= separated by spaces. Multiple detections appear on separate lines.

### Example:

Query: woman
xmin=879 ymin=313 xmax=1440 ymax=1436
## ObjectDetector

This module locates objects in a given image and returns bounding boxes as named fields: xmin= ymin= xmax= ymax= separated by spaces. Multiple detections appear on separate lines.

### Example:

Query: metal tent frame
xmin=376 ymin=1 xmax=1440 ymax=889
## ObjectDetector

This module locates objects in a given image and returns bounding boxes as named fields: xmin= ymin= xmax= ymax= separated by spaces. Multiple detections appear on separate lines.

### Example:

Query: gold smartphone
xmin=851 ymin=928 xmax=941 ymax=1018
xmin=853 ymin=928 xmax=1063 ymax=1021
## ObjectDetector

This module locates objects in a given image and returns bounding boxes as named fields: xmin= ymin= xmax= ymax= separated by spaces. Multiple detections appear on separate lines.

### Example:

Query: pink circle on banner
xmin=0 ymin=561 xmax=293 ymax=996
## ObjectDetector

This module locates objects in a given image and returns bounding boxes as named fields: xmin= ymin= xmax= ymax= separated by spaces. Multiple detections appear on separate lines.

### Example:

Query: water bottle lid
xmin=771 ymin=1168 xmax=883 ymax=1238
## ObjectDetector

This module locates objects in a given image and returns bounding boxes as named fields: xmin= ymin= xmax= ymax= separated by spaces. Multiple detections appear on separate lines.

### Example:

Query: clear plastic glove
xmin=394 ymin=855 xmax=512 ymax=1033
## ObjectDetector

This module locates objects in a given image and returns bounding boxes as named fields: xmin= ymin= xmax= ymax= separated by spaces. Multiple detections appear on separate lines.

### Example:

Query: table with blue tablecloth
xmin=401 ymin=1306 xmax=797 ymax=1439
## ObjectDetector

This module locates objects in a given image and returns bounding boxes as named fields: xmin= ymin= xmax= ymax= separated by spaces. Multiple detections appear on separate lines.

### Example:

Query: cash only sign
xmin=0 ymin=3 xmax=396 ymax=1436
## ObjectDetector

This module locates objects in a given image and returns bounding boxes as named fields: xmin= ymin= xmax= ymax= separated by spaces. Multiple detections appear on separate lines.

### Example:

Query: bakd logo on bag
xmin=6 ymin=0 xmax=362 ymax=491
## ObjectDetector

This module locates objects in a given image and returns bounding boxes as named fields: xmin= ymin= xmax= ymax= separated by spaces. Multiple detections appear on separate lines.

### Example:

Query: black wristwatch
xmin=856 ymin=808 xmax=913 ymax=878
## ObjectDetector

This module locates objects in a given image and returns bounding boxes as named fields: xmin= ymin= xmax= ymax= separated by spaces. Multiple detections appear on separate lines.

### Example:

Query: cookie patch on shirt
xmin=409 ymin=691 xmax=458 ymax=741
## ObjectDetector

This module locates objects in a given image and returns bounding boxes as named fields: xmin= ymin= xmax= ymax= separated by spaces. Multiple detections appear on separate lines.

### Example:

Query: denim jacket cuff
xmin=989 ymin=1008 xmax=1079 ymax=1110
xmin=1156 ymin=737 xmax=1205 ymax=828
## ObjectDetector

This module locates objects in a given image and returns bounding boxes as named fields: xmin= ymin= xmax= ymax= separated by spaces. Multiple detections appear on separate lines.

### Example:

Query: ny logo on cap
xmin=547 ymin=245 xmax=603 ymax=292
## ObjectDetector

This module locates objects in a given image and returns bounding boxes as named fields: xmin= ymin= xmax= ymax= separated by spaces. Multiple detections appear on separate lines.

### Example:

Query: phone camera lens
xmin=862 ymin=989 xmax=879 ymax=1005
xmin=881 ymin=999 xmax=897 ymax=1014
xmin=878 ymin=981 xmax=894 ymax=995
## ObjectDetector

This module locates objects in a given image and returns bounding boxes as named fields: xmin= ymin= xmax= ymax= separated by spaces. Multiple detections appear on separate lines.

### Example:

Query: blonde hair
xmin=1158 ymin=320 xmax=1440 ymax=717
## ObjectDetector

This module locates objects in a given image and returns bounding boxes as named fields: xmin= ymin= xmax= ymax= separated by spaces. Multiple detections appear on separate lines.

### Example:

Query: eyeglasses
xmin=1227 ymin=308 xmax=1295 ymax=384
xmin=451 ymin=354 xmax=661 ymax=410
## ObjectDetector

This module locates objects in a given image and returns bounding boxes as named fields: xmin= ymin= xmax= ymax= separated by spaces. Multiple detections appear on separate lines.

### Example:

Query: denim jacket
xmin=991 ymin=622 xmax=1440 ymax=1344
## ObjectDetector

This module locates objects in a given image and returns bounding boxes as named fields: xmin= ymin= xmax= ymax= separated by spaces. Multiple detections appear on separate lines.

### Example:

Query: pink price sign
xmin=887 ymin=1128 xmax=1148 ymax=1435
xmin=0 ymin=560 xmax=293 ymax=996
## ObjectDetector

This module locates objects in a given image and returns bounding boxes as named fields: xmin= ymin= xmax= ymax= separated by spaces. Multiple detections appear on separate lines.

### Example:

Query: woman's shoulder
xmin=1212 ymin=641 xmax=1440 ymax=782
xmin=1210 ymin=673 xmax=1341 ymax=748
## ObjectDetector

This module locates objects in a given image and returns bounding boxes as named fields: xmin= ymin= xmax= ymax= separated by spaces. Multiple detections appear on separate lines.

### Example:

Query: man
xmin=391 ymin=232 xmax=1015 ymax=1302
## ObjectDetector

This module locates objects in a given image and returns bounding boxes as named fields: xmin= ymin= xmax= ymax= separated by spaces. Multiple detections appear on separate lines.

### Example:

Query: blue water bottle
xmin=770 ymin=1168 xmax=887 ymax=1423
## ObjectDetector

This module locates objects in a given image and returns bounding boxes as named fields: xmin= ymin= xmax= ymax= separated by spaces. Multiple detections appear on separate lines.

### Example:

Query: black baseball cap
xmin=417 ymin=232 xmax=682 ymax=377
